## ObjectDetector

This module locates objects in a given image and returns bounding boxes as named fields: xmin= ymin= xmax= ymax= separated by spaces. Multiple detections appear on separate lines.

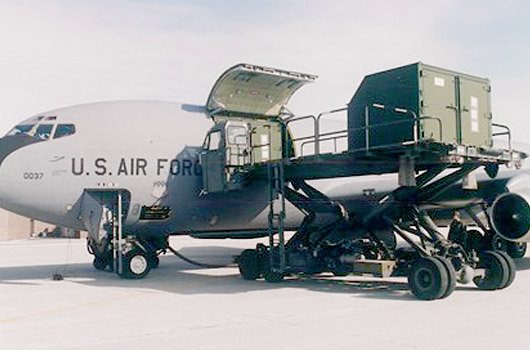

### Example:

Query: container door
xmin=459 ymin=78 xmax=492 ymax=147
xmin=421 ymin=69 xmax=458 ymax=144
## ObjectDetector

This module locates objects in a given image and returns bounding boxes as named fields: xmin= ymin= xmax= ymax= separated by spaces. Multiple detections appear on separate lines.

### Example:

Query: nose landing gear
xmin=119 ymin=249 xmax=151 ymax=279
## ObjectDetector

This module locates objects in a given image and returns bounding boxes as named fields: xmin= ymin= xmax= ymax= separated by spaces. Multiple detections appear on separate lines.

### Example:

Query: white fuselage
xmin=0 ymin=101 xmax=298 ymax=236
xmin=1 ymin=100 xmax=530 ymax=242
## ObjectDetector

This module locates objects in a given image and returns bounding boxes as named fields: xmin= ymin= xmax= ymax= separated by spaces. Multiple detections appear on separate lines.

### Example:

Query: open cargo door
xmin=206 ymin=63 xmax=317 ymax=117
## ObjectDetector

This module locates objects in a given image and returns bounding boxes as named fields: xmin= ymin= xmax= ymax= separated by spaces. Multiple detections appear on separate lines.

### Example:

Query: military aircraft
xmin=0 ymin=63 xmax=527 ymax=300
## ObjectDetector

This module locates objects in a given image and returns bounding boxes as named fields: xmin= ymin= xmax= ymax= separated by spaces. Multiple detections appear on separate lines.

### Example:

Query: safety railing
xmin=283 ymin=113 xmax=318 ymax=156
xmin=225 ymin=144 xmax=251 ymax=167
xmin=284 ymin=107 xmax=349 ymax=157
xmin=492 ymin=123 xmax=516 ymax=163
xmin=300 ymin=130 xmax=348 ymax=156
xmin=492 ymin=123 xmax=512 ymax=151
xmin=285 ymin=104 xmax=443 ymax=158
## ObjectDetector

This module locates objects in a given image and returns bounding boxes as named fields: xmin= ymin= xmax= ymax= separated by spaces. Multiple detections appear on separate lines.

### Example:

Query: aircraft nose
xmin=0 ymin=136 xmax=9 ymax=200
xmin=0 ymin=135 xmax=43 ymax=201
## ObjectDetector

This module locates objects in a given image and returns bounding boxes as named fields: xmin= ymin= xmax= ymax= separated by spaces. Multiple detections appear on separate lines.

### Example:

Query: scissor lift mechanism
xmin=236 ymin=109 xmax=524 ymax=300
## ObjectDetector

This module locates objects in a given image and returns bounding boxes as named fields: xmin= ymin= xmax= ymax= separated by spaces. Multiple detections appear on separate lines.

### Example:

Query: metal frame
xmin=257 ymin=154 xmax=485 ymax=289
xmin=112 ymin=190 xmax=124 ymax=275
xmin=282 ymin=104 xmax=517 ymax=166
xmin=267 ymin=162 xmax=286 ymax=274
xmin=492 ymin=123 xmax=515 ymax=162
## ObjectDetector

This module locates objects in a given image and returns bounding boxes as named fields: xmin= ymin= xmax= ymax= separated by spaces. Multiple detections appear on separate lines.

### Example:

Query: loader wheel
xmin=434 ymin=256 xmax=457 ymax=299
xmin=263 ymin=270 xmax=284 ymax=283
xmin=238 ymin=249 xmax=261 ymax=280
xmin=495 ymin=251 xmax=516 ymax=289
xmin=408 ymin=257 xmax=448 ymax=300
xmin=473 ymin=251 xmax=508 ymax=290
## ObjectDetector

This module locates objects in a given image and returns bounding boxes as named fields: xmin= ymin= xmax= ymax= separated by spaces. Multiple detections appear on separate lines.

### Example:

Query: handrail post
xmin=365 ymin=105 xmax=370 ymax=151
xmin=117 ymin=191 xmax=123 ymax=275
xmin=285 ymin=114 xmax=318 ymax=157
xmin=492 ymin=122 xmax=513 ymax=161
xmin=315 ymin=116 xmax=320 ymax=155
xmin=315 ymin=107 xmax=347 ymax=156
xmin=409 ymin=110 xmax=419 ymax=144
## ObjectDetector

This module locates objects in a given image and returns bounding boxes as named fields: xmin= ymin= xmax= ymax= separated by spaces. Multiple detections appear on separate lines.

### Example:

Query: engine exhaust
xmin=491 ymin=192 xmax=530 ymax=242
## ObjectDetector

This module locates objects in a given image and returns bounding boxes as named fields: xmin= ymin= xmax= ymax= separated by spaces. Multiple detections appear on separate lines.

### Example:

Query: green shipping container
xmin=347 ymin=62 xmax=492 ymax=151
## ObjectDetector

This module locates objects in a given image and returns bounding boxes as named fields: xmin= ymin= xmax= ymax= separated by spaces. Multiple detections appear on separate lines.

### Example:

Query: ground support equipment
xmin=237 ymin=148 xmax=519 ymax=300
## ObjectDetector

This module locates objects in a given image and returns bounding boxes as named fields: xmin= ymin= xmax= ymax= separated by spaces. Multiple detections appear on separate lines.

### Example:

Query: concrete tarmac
xmin=1 ymin=236 xmax=530 ymax=350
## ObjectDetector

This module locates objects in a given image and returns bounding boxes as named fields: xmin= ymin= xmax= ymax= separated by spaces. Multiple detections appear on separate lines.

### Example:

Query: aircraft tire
xmin=489 ymin=232 xmax=508 ymax=252
xmin=148 ymin=254 xmax=160 ymax=269
xmin=473 ymin=251 xmax=509 ymax=290
xmin=120 ymin=250 xmax=151 ymax=279
xmin=238 ymin=249 xmax=261 ymax=280
xmin=93 ymin=256 xmax=109 ymax=271
xmin=507 ymin=242 xmax=527 ymax=259
xmin=494 ymin=251 xmax=516 ymax=289
xmin=434 ymin=256 xmax=457 ymax=299
xmin=407 ymin=257 xmax=448 ymax=300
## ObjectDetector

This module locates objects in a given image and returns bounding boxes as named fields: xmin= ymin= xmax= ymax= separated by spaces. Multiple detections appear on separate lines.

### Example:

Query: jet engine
xmin=491 ymin=191 xmax=530 ymax=242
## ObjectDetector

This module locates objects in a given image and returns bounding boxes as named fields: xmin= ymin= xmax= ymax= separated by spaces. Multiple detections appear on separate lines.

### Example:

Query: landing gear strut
xmin=87 ymin=231 xmax=164 ymax=279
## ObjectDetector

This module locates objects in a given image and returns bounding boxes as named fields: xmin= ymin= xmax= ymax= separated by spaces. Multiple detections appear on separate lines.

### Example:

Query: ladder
xmin=267 ymin=161 xmax=286 ymax=274
xmin=112 ymin=191 xmax=124 ymax=275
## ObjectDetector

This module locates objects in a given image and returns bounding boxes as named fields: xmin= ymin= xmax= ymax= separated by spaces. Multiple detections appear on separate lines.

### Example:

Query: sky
xmin=0 ymin=0 xmax=529 ymax=140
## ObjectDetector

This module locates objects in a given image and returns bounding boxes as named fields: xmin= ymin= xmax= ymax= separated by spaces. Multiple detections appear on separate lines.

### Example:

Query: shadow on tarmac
xmin=0 ymin=245 xmax=415 ymax=301
xmin=2 ymin=246 xmax=529 ymax=301
xmin=514 ymin=257 xmax=530 ymax=271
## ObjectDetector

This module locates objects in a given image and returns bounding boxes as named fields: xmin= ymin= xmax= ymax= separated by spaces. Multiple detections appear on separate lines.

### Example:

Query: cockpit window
xmin=6 ymin=124 xmax=35 ymax=136
xmin=54 ymin=124 xmax=76 ymax=139
xmin=36 ymin=124 xmax=54 ymax=140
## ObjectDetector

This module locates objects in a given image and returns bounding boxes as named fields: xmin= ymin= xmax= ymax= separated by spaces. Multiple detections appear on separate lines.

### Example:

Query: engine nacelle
xmin=491 ymin=192 xmax=530 ymax=242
